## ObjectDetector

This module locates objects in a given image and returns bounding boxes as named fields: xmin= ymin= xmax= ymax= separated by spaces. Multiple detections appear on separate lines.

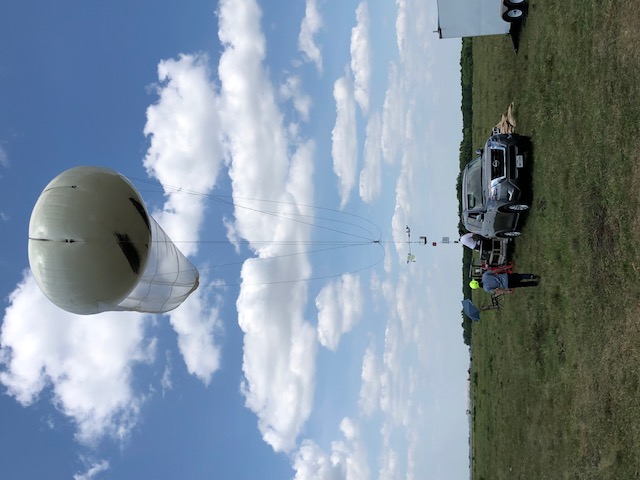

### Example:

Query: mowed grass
xmin=470 ymin=1 xmax=640 ymax=479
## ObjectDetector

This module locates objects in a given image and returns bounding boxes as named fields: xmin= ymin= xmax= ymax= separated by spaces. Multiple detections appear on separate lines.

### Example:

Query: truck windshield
xmin=464 ymin=156 xmax=483 ymax=209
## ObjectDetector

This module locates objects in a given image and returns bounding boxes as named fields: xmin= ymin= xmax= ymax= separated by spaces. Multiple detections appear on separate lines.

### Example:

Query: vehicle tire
xmin=504 ymin=0 xmax=525 ymax=6
xmin=504 ymin=203 xmax=529 ymax=212
xmin=497 ymin=230 xmax=521 ymax=238
xmin=502 ymin=8 xmax=524 ymax=22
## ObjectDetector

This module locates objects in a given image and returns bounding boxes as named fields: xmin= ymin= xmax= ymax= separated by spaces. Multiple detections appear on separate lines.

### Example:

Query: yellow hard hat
xmin=469 ymin=280 xmax=480 ymax=289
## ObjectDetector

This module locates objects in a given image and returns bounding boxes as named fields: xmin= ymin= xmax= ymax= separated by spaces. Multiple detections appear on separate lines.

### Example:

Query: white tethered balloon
xmin=28 ymin=166 xmax=199 ymax=315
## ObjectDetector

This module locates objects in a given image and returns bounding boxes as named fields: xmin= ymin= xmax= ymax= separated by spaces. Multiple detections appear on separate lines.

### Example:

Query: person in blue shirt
xmin=470 ymin=271 xmax=539 ymax=295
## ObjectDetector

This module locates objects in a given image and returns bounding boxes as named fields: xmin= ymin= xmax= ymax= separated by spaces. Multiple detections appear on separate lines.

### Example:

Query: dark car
xmin=461 ymin=133 xmax=531 ymax=238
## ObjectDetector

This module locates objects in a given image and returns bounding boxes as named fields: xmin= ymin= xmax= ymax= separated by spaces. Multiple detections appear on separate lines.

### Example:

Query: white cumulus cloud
xmin=359 ymin=112 xmax=383 ymax=203
xmin=280 ymin=75 xmax=312 ymax=122
xmin=298 ymin=0 xmax=323 ymax=73
xmin=0 ymin=143 xmax=8 ymax=169
xmin=0 ymin=273 xmax=151 ymax=445
xmin=161 ymin=351 xmax=173 ymax=396
xmin=143 ymin=53 xmax=224 ymax=257
xmin=331 ymin=75 xmax=358 ymax=209
xmin=395 ymin=0 xmax=407 ymax=59
xmin=350 ymin=2 xmax=371 ymax=115
xmin=218 ymin=0 xmax=319 ymax=453
xmin=73 ymin=460 xmax=110 ymax=480
xmin=168 ymin=279 xmax=223 ymax=385
xmin=316 ymin=274 xmax=363 ymax=351
xmin=358 ymin=343 xmax=381 ymax=416
xmin=380 ymin=63 xmax=405 ymax=166
xmin=293 ymin=418 xmax=370 ymax=480
xmin=143 ymin=52 xmax=225 ymax=385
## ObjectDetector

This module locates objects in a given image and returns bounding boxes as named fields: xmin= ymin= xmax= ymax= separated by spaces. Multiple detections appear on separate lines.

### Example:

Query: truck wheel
xmin=504 ymin=204 xmax=529 ymax=212
xmin=497 ymin=230 xmax=521 ymax=238
xmin=502 ymin=8 xmax=524 ymax=22
xmin=504 ymin=0 xmax=525 ymax=6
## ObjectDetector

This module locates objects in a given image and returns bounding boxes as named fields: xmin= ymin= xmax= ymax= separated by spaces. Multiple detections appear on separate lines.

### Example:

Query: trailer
xmin=436 ymin=0 xmax=527 ymax=39
xmin=468 ymin=238 xmax=510 ymax=281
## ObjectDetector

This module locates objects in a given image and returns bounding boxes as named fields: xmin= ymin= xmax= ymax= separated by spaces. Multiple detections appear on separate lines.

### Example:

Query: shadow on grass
xmin=509 ymin=6 xmax=529 ymax=53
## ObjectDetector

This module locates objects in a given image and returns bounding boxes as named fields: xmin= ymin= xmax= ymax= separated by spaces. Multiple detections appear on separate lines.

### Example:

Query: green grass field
xmin=469 ymin=1 xmax=640 ymax=478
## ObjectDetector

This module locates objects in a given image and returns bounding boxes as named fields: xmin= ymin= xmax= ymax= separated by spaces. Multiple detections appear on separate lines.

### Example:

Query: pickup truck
xmin=461 ymin=133 xmax=532 ymax=238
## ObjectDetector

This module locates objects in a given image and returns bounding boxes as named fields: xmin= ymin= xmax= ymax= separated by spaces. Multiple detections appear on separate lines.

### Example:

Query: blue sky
xmin=0 ymin=1 xmax=469 ymax=479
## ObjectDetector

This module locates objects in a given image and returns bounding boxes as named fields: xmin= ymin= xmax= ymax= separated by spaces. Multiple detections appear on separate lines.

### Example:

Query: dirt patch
xmin=494 ymin=102 xmax=517 ymax=133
